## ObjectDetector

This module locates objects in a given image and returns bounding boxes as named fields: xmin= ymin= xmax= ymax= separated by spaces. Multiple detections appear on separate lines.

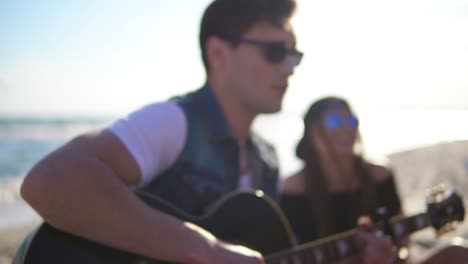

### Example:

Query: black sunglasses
xmin=238 ymin=38 xmax=303 ymax=65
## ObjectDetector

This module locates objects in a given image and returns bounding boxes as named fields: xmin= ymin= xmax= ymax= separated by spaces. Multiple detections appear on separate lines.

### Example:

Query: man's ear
xmin=205 ymin=36 xmax=230 ymax=71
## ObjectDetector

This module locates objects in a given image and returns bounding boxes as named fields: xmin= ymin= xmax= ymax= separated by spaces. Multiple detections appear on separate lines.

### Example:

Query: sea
xmin=0 ymin=115 xmax=114 ymax=231
xmin=1 ymin=109 xmax=468 ymax=232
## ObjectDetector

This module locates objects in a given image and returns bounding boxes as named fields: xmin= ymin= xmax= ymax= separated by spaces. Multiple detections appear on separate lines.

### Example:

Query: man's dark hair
xmin=199 ymin=0 xmax=296 ymax=73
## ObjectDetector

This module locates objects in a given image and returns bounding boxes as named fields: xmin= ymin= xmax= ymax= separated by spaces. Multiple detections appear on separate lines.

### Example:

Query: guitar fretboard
xmin=391 ymin=213 xmax=429 ymax=242
xmin=266 ymin=229 xmax=358 ymax=264
xmin=265 ymin=212 xmax=430 ymax=264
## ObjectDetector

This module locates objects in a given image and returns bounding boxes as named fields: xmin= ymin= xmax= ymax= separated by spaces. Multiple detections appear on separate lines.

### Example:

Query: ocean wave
xmin=0 ymin=176 xmax=42 ymax=232
xmin=0 ymin=117 xmax=113 ymax=140
xmin=0 ymin=176 xmax=23 ymax=205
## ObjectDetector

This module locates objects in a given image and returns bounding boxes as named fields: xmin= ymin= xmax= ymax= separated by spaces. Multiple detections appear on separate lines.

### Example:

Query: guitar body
xmin=20 ymin=191 xmax=295 ymax=264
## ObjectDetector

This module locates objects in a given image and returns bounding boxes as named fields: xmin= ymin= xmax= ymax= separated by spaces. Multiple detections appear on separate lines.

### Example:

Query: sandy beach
xmin=1 ymin=140 xmax=467 ymax=263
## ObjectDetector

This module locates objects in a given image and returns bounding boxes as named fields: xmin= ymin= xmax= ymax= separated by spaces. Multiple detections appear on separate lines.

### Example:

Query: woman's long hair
xmin=296 ymin=96 xmax=378 ymax=237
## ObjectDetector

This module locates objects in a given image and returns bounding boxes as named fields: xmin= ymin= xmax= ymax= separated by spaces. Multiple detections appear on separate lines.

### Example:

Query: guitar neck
xmin=390 ymin=212 xmax=430 ymax=242
xmin=265 ymin=212 xmax=430 ymax=264
xmin=265 ymin=229 xmax=359 ymax=264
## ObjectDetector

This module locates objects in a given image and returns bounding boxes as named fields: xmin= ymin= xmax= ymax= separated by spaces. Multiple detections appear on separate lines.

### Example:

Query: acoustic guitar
xmin=17 ymin=185 xmax=465 ymax=263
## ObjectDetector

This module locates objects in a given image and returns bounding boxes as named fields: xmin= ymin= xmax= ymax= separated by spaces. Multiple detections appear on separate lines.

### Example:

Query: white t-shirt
xmin=107 ymin=101 xmax=187 ymax=186
xmin=107 ymin=100 xmax=253 ymax=188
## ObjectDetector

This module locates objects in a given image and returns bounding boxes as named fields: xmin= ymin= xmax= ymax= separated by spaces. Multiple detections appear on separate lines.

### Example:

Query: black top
xmin=279 ymin=176 xmax=401 ymax=243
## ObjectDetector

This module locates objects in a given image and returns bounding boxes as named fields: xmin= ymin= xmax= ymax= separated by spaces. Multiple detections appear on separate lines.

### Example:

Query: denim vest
xmin=137 ymin=85 xmax=279 ymax=216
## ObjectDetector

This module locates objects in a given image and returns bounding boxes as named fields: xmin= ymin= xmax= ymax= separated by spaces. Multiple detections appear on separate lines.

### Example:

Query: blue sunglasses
xmin=324 ymin=113 xmax=359 ymax=130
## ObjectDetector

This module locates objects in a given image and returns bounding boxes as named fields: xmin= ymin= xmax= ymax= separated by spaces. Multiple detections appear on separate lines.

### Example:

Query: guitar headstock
xmin=426 ymin=184 xmax=465 ymax=235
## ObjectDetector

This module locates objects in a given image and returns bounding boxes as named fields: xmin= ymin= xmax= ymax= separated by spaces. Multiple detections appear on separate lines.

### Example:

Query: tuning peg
xmin=448 ymin=222 xmax=457 ymax=232
xmin=425 ymin=183 xmax=452 ymax=204
xmin=436 ymin=221 xmax=458 ymax=237
xmin=436 ymin=225 xmax=449 ymax=237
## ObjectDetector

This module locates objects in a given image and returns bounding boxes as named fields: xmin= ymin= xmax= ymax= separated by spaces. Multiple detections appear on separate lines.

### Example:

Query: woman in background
xmin=280 ymin=96 xmax=468 ymax=263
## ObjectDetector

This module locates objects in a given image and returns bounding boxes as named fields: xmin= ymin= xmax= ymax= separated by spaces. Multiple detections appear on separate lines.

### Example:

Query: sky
xmin=0 ymin=0 xmax=467 ymax=169
xmin=1 ymin=0 xmax=467 ymax=117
